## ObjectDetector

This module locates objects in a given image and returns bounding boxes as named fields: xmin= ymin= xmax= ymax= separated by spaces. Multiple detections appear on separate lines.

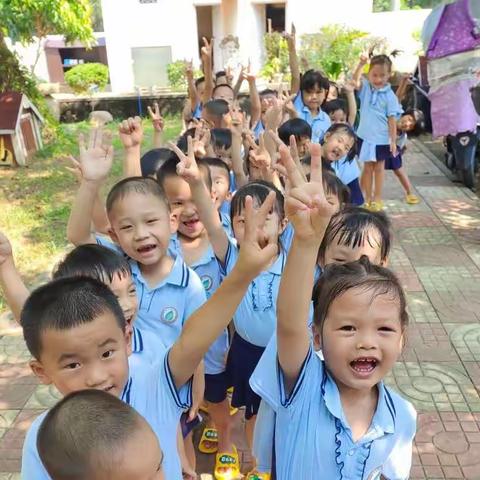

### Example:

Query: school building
xmin=10 ymin=0 xmax=433 ymax=94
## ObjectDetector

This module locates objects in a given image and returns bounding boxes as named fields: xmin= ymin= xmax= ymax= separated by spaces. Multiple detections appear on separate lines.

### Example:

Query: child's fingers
xmin=309 ymin=143 xmax=324 ymax=185
xmin=243 ymin=195 xmax=255 ymax=241
xmin=289 ymin=187 xmax=313 ymax=208
xmin=258 ymin=132 xmax=265 ymax=152
xmin=168 ymin=141 xmax=186 ymax=161
xmin=279 ymin=145 xmax=304 ymax=188
xmin=101 ymin=130 xmax=113 ymax=153
xmin=274 ymin=163 xmax=288 ymax=178
xmin=256 ymin=191 xmax=276 ymax=227
xmin=186 ymin=136 xmax=196 ymax=163
xmin=147 ymin=106 xmax=154 ymax=119
xmin=267 ymin=129 xmax=284 ymax=148
xmin=154 ymin=102 xmax=160 ymax=116
xmin=286 ymin=196 xmax=309 ymax=213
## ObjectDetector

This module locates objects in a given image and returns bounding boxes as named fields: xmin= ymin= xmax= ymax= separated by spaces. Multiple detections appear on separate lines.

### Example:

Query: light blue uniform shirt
xmin=253 ymin=119 xmax=265 ymax=140
xmin=220 ymin=239 xmax=286 ymax=347
xmin=128 ymin=325 xmax=166 ymax=372
xmin=21 ymin=351 xmax=192 ymax=480
xmin=356 ymin=78 xmax=403 ymax=146
xmin=250 ymin=343 xmax=417 ymax=480
xmin=96 ymin=236 xmax=206 ymax=348
xmin=169 ymin=235 xmax=229 ymax=375
xmin=332 ymin=156 xmax=361 ymax=185
xmin=293 ymin=92 xmax=331 ymax=143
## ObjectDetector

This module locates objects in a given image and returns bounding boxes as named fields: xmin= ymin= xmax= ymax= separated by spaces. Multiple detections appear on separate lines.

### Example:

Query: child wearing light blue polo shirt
xmin=251 ymin=153 xmax=416 ymax=479
xmin=20 ymin=185 xmax=277 ymax=480
xmin=352 ymin=52 xmax=403 ymax=212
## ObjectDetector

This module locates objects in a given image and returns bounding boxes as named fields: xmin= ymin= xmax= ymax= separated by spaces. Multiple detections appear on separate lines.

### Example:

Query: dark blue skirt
xmin=357 ymin=137 xmax=392 ymax=162
xmin=205 ymin=371 xmax=229 ymax=404
xmin=384 ymin=151 xmax=403 ymax=170
xmin=347 ymin=178 xmax=364 ymax=205
xmin=226 ymin=333 xmax=265 ymax=419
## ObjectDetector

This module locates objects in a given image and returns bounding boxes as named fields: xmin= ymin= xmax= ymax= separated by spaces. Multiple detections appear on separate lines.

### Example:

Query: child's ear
xmin=29 ymin=360 xmax=53 ymax=386
xmin=169 ymin=212 xmax=179 ymax=234
xmin=225 ymin=190 xmax=233 ymax=202
xmin=380 ymin=257 xmax=389 ymax=267
xmin=125 ymin=327 xmax=133 ymax=357
xmin=279 ymin=217 xmax=288 ymax=235
xmin=312 ymin=324 xmax=322 ymax=350
xmin=108 ymin=227 xmax=119 ymax=244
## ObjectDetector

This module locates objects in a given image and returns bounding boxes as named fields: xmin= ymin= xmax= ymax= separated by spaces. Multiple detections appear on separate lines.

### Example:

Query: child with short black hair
xmin=251 ymin=151 xmax=416 ymax=479
xmin=277 ymin=118 xmax=312 ymax=158
xmin=21 ymin=189 xmax=278 ymax=480
xmin=140 ymin=148 xmax=172 ymax=178
xmin=37 ymin=389 xmax=165 ymax=480
xmin=202 ymin=99 xmax=231 ymax=129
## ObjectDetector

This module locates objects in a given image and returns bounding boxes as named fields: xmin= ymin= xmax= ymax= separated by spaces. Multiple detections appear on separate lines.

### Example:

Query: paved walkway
xmin=0 ymin=140 xmax=480 ymax=479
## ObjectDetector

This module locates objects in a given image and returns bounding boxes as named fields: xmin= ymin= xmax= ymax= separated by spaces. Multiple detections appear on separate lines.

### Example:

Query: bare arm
xmin=67 ymin=128 xmax=114 ymax=245
xmin=388 ymin=116 xmax=398 ymax=156
xmin=233 ymin=66 xmax=245 ymax=99
xmin=276 ymin=144 xmax=335 ymax=393
xmin=230 ymin=109 xmax=249 ymax=187
xmin=170 ymin=193 xmax=278 ymax=388
xmin=147 ymin=103 xmax=165 ymax=149
xmin=352 ymin=53 xmax=369 ymax=89
xmin=285 ymin=24 xmax=300 ymax=95
xmin=169 ymin=139 xmax=230 ymax=263
xmin=395 ymin=74 xmax=410 ymax=103
xmin=247 ymin=71 xmax=261 ymax=127
xmin=200 ymin=38 xmax=214 ymax=104
xmin=344 ymin=81 xmax=358 ymax=126
xmin=185 ymin=61 xmax=199 ymax=111
xmin=0 ymin=232 xmax=29 ymax=323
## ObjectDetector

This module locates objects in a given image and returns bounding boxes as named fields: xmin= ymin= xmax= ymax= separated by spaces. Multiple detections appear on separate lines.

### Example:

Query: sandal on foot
xmin=246 ymin=471 xmax=271 ymax=480
xmin=214 ymin=446 xmax=240 ymax=480
xmin=198 ymin=427 xmax=218 ymax=454
xmin=369 ymin=201 xmax=384 ymax=212
xmin=406 ymin=194 xmax=419 ymax=204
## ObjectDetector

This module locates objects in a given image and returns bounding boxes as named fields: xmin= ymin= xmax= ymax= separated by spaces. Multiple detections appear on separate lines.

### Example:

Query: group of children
xmin=0 ymin=32 xmax=423 ymax=480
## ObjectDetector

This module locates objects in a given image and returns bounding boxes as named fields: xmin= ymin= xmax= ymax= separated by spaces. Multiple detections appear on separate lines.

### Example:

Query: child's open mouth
xmin=183 ymin=219 xmax=200 ymax=230
xmin=137 ymin=244 xmax=157 ymax=254
xmin=350 ymin=357 xmax=378 ymax=376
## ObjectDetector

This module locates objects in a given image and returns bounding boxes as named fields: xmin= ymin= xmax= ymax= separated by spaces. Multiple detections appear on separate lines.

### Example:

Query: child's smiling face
xmin=30 ymin=311 xmax=131 ymax=397
xmin=107 ymin=273 xmax=138 ymax=330
xmin=368 ymin=64 xmax=391 ymax=90
xmin=315 ymin=287 xmax=404 ymax=393
xmin=322 ymin=132 xmax=355 ymax=162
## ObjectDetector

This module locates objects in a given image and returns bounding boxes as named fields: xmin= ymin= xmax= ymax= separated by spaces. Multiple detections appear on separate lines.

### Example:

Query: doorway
xmin=196 ymin=5 xmax=214 ymax=58
xmin=266 ymin=3 xmax=285 ymax=33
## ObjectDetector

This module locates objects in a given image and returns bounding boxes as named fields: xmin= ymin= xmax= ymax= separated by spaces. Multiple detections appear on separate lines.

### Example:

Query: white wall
xmin=101 ymin=0 xmax=200 ymax=92
xmin=6 ymin=38 xmax=50 ymax=82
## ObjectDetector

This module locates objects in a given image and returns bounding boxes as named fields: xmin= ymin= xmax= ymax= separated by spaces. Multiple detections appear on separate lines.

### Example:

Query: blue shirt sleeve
xmin=21 ymin=412 xmax=51 ymax=480
xmin=217 ymin=237 xmax=239 ymax=276
xmin=386 ymin=90 xmax=403 ymax=118
xmin=183 ymin=268 xmax=207 ymax=323
xmin=95 ymin=235 xmax=125 ymax=256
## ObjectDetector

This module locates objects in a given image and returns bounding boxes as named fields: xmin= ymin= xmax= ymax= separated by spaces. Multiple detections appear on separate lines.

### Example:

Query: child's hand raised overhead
xmin=147 ymin=103 xmax=164 ymax=132
xmin=201 ymin=37 xmax=212 ymax=62
xmin=0 ymin=231 xmax=13 ymax=267
xmin=236 ymin=192 xmax=278 ymax=278
xmin=78 ymin=127 xmax=114 ymax=183
xmin=248 ymin=133 xmax=272 ymax=172
xmin=118 ymin=116 xmax=143 ymax=150
xmin=168 ymin=137 xmax=202 ymax=184
xmin=280 ymin=143 xmax=335 ymax=243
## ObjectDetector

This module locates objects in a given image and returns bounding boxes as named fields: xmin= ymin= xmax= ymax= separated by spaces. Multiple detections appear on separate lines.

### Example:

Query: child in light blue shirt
xmin=352 ymin=52 xmax=403 ymax=212
xmin=251 ymin=150 xmax=416 ymax=479
xmin=20 ymin=187 xmax=278 ymax=480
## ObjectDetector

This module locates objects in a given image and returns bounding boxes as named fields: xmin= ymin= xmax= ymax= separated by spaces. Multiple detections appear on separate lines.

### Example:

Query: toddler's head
xmin=106 ymin=177 xmax=172 ymax=266
xmin=53 ymin=244 xmax=137 ymax=329
xmin=211 ymin=128 xmax=233 ymax=168
xmin=368 ymin=52 xmax=396 ymax=90
xmin=312 ymin=257 xmax=407 ymax=391
xmin=204 ymin=157 xmax=232 ymax=209
xmin=140 ymin=148 xmax=172 ymax=178
xmin=278 ymin=119 xmax=312 ymax=158
xmin=202 ymin=99 xmax=231 ymax=128
xmin=21 ymin=276 xmax=130 ymax=397
xmin=322 ymin=123 xmax=357 ymax=162
xmin=318 ymin=206 xmax=391 ymax=268
xmin=38 ymin=389 xmax=164 ymax=480
xmin=398 ymin=108 xmax=426 ymax=136
xmin=212 ymin=83 xmax=235 ymax=106
xmin=157 ymin=155 xmax=213 ymax=240
xmin=230 ymin=180 xmax=286 ymax=248
xmin=327 ymin=82 xmax=340 ymax=101
xmin=324 ymin=99 xmax=348 ymax=124
xmin=300 ymin=70 xmax=330 ymax=113
xmin=259 ymin=88 xmax=279 ymax=113
xmin=322 ymin=170 xmax=351 ymax=212
xmin=195 ymin=76 xmax=206 ymax=99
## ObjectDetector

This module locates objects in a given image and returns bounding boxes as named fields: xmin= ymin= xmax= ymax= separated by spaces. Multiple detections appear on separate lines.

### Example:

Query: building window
xmin=139 ymin=0 xmax=158 ymax=3
xmin=373 ymin=0 xmax=443 ymax=12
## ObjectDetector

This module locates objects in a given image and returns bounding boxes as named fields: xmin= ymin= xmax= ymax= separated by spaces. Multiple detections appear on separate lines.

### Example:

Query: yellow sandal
xmin=214 ymin=446 xmax=241 ymax=480
xmin=198 ymin=427 xmax=218 ymax=454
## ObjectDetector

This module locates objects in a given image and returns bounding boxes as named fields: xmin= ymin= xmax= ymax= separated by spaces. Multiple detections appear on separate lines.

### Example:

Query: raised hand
xmin=118 ymin=116 xmax=143 ymax=149
xmin=201 ymin=37 xmax=212 ymax=63
xmin=343 ymin=79 xmax=357 ymax=93
xmin=248 ymin=133 xmax=272 ymax=173
xmin=78 ymin=126 xmax=114 ymax=182
xmin=184 ymin=59 xmax=194 ymax=79
xmin=359 ymin=51 xmax=369 ymax=65
xmin=147 ymin=103 xmax=164 ymax=132
xmin=284 ymin=22 xmax=296 ymax=50
xmin=0 ymin=231 xmax=13 ymax=267
xmin=236 ymin=192 xmax=278 ymax=277
xmin=168 ymin=136 xmax=201 ymax=184
xmin=280 ymin=143 xmax=335 ymax=242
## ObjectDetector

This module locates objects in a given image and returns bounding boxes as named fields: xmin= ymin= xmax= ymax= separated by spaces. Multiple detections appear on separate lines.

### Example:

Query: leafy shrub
xmin=167 ymin=60 xmax=202 ymax=91
xmin=299 ymin=25 xmax=374 ymax=81
xmin=65 ymin=63 xmax=109 ymax=94
xmin=260 ymin=31 xmax=290 ymax=81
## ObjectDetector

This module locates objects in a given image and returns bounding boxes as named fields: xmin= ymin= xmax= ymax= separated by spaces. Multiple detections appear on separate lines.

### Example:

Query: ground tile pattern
xmin=1 ymin=141 xmax=480 ymax=478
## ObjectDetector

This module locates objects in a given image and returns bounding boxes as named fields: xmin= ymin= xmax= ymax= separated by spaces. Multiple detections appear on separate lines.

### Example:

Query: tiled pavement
xmin=1 ymin=140 xmax=480 ymax=479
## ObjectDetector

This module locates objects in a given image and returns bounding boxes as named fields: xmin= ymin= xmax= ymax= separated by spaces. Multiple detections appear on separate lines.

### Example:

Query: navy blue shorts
xmin=347 ymin=178 xmax=364 ymax=206
xmin=357 ymin=138 xmax=392 ymax=162
xmin=204 ymin=371 xmax=229 ymax=404
xmin=384 ymin=151 xmax=403 ymax=170
xmin=226 ymin=333 xmax=265 ymax=419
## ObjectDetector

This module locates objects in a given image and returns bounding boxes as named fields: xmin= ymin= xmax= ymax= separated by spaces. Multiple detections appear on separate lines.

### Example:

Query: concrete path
xmin=0 ymin=139 xmax=479 ymax=479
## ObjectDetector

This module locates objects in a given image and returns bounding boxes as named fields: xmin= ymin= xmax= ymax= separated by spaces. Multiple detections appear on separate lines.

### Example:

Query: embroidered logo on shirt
xmin=201 ymin=275 xmax=213 ymax=291
xmin=161 ymin=306 xmax=178 ymax=324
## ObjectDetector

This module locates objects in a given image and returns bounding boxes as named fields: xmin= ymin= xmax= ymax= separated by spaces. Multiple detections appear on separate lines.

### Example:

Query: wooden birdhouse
xmin=0 ymin=92 xmax=44 ymax=167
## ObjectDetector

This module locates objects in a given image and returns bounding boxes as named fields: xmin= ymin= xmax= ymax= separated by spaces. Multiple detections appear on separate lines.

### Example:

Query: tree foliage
xmin=260 ymin=31 xmax=290 ymax=81
xmin=299 ymin=25 xmax=371 ymax=81
xmin=0 ymin=0 xmax=94 ymax=45
xmin=65 ymin=63 xmax=109 ymax=94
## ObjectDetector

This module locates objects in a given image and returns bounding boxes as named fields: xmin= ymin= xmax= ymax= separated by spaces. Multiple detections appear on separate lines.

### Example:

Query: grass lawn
xmin=0 ymin=115 xmax=182 ymax=315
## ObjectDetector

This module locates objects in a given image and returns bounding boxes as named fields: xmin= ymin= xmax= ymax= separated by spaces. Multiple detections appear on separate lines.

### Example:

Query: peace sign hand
xmin=168 ymin=137 xmax=202 ymax=184
xmin=147 ymin=103 xmax=164 ymax=132
xmin=280 ymin=143 xmax=335 ymax=243
xmin=78 ymin=126 xmax=114 ymax=183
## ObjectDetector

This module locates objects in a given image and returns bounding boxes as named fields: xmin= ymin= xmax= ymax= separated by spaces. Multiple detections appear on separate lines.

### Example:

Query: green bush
xmin=260 ymin=31 xmax=290 ymax=81
xmin=299 ymin=25 xmax=372 ymax=81
xmin=65 ymin=62 xmax=109 ymax=94
xmin=167 ymin=60 xmax=203 ymax=91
